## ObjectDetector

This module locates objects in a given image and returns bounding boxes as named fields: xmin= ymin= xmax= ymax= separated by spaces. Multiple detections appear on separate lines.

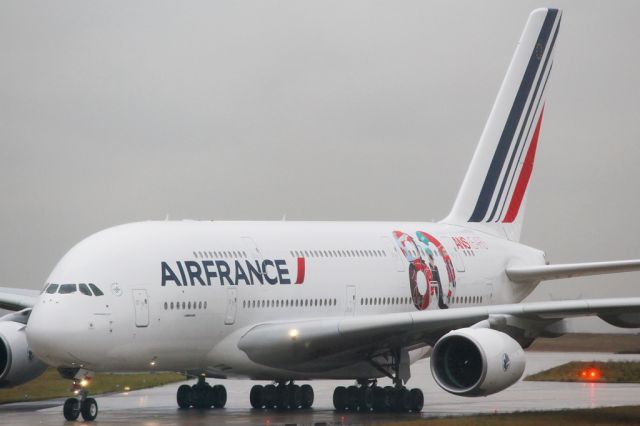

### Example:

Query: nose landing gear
xmin=63 ymin=379 xmax=99 ymax=421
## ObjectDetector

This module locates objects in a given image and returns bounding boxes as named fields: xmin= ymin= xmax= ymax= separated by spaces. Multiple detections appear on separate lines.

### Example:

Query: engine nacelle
xmin=430 ymin=328 xmax=525 ymax=396
xmin=0 ymin=321 xmax=48 ymax=388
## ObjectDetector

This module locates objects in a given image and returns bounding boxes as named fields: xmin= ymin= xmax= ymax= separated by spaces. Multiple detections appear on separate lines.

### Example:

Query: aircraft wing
xmin=0 ymin=287 xmax=39 ymax=311
xmin=506 ymin=259 xmax=640 ymax=283
xmin=237 ymin=297 xmax=640 ymax=371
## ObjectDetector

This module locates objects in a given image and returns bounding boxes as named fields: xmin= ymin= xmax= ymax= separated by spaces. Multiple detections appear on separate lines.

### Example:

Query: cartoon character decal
xmin=392 ymin=231 xmax=432 ymax=310
xmin=392 ymin=230 xmax=457 ymax=311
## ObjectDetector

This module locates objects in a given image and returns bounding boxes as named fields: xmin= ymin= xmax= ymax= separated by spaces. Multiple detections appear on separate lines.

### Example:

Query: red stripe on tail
xmin=503 ymin=106 xmax=545 ymax=223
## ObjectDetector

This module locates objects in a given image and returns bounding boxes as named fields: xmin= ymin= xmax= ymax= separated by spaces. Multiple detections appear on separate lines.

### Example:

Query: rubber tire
xmin=191 ymin=386 xmax=206 ymax=409
xmin=288 ymin=384 xmax=301 ymax=409
xmin=177 ymin=384 xmax=193 ymax=409
xmin=358 ymin=387 xmax=373 ymax=412
xmin=383 ymin=386 xmax=395 ymax=411
xmin=205 ymin=386 xmax=216 ymax=408
xmin=346 ymin=386 xmax=359 ymax=411
xmin=264 ymin=384 xmax=277 ymax=409
xmin=409 ymin=388 xmax=424 ymax=412
xmin=394 ymin=387 xmax=411 ymax=412
xmin=250 ymin=385 xmax=264 ymax=409
xmin=300 ymin=384 xmax=314 ymax=409
xmin=63 ymin=398 xmax=80 ymax=421
xmin=276 ymin=384 xmax=289 ymax=409
xmin=212 ymin=385 xmax=227 ymax=408
xmin=333 ymin=386 xmax=347 ymax=411
xmin=81 ymin=397 xmax=98 ymax=421
xmin=372 ymin=386 xmax=386 ymax=411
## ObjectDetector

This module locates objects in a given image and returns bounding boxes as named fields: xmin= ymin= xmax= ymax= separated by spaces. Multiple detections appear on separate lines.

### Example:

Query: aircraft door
xmin=132 ymin=289 xmax=149 ymax=328
xmin=485 ymin=281 xmax=493 ymax=303
xmin=345 ymin=285 xmax=356 ymax=315
xmin=224 ymin=288 xmax=238 ymax=325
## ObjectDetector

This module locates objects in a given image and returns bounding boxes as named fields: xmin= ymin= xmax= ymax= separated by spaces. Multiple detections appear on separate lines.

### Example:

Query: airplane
xmin=1 ymin=7 xmax=640 ymax=422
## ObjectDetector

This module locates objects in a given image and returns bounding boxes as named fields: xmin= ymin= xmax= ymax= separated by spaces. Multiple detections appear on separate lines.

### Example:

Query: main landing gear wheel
xmin=332 ymin=384 xmax=423 ymax=412
xmin=250 ymin=382 xmax=314 ymax=410
xmin=177 ymin=384 xmax=192 ymax=409
xmin=175 ymin=377 xmax=227 ymax=409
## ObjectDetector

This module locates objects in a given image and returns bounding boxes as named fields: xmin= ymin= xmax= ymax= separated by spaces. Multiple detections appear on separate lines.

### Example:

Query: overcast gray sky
xmin=1 ymin=0 xmax=639 ymax=305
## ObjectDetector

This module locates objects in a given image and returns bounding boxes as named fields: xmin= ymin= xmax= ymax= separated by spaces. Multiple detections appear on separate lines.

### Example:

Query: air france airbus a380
xmin=1 ymin=8 xmax=640 ymax=422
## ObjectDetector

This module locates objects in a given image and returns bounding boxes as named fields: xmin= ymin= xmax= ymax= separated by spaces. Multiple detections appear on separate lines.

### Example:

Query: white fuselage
xmin=26 ymin=221 xmax=545 ymax=379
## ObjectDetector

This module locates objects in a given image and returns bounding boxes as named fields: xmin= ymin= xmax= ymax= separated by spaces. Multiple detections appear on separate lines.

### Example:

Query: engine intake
xmin=0 ymin=321 xmax=47 ymax=388
xmin=430 ymin=328 xmax=525 ymax=396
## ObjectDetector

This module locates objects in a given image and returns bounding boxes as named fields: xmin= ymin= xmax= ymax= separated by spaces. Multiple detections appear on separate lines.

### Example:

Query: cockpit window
xmin=45 ymin=284 xmax=59 ymax=294
xmin=89 ymin=284 xmax=104 ymax=296
xmin=78 ymin=284 xmax=92 ymax=296
xmin=58 ymin=284 xmax=77 ymax=294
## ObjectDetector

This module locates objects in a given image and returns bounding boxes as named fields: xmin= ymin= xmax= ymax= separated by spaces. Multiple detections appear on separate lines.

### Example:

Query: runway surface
xmin=2 ymin=351 xmax=640 ymax=425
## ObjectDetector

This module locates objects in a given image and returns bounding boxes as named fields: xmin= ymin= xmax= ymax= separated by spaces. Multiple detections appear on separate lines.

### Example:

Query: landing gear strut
xmin=333 ymin=350 xmax=424 ymax=413
xmin=250 ymin=381 xmax=314 ymax=410
xmin=63 ymin=380 xmax=99 ymax=421
xmin=176 ymin=376 xmax=227 ymax=409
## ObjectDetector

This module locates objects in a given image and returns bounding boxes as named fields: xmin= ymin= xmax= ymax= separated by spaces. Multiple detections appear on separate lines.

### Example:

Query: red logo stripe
xmin=503 ymin=106 xmax=545 ymax=223
xmin=294 ymin=257 xmax=305 ymax=284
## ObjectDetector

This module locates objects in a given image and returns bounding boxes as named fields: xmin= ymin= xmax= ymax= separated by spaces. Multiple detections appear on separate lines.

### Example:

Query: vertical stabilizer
xmin=442 ymin=8 xmax=561 ymax=241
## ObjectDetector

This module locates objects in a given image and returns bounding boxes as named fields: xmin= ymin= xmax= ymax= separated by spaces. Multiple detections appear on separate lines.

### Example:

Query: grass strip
xmin=0 ymin=368 xmax=185 ymax=404
xmin=525 ymin=361 xmax=640 ymax=383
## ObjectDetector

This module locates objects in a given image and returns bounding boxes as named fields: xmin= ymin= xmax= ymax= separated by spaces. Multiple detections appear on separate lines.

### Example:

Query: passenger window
xmin=58 ymin=284 xmax=77 ymax=294
xmin=46 ymin=284 xmax=59 ymax=294
xmin=88 ymin=284 xmax=104 ymax=296
xmin=79 ymin=284 xmax=92 ymax=296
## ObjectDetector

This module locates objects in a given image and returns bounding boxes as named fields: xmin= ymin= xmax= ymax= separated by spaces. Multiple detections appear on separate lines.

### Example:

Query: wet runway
xmin=2 ymin=351 xmax=640 ymax=425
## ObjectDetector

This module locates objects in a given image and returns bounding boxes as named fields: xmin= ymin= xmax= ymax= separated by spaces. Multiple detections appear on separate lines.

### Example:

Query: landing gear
xmin=250 ymin=381 xmax=314 ymax=410
xmin=63 ymin=377 xmax=99 ymax=421
xmin=176 ymin=376 xmax=227 ymax=409
xmin=332 ymin=381 xmax=423 ymax=412
xmin=333 ymin=348 xmax=424 ymax=413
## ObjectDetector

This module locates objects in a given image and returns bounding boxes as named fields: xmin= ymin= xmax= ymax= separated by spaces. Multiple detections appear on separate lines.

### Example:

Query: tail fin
xmin=443 ymin=8 xmax=562 ymax=241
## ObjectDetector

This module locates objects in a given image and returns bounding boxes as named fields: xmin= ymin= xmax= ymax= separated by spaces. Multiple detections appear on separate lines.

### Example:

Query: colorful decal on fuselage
xmin=392 ymin=231 xmax=457 ymax=311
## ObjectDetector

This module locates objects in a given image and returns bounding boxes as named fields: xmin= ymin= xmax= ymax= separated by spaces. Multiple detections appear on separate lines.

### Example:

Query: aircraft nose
xmin=27 ymin=300 xmax=67 ymax=364
xmin=27 ymin=298 xmax=93 ymax=366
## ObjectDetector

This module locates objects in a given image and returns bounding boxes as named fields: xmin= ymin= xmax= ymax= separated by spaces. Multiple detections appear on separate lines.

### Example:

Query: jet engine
xmin=430 ymin=328 xmax=525 ymax=396
xmin=0 ymin=321 xmax=47 ymax=388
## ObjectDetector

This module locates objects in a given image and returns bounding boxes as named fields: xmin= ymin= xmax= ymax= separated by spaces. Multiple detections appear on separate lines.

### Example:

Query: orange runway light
xmin=579 ymin=367 xmax=602 ymax=381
